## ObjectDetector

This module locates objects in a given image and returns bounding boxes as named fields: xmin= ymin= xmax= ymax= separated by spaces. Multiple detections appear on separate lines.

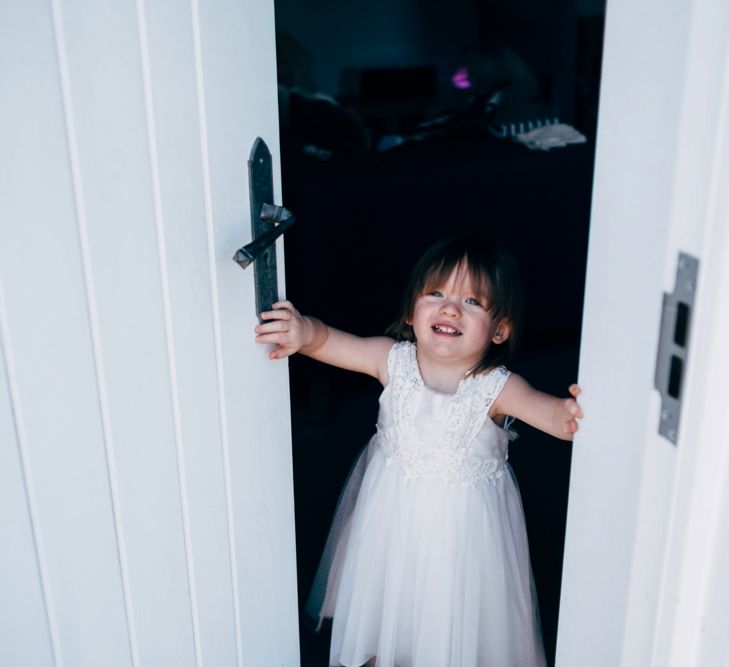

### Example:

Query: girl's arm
xmin=492 ymin=373 xmax=582 ymax=441
xmin=254 ymin=300 xmax=394 ymax=384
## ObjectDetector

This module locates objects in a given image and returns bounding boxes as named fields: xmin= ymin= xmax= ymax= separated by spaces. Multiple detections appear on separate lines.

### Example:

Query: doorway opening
xmin=273 ymin=2 xmax=606 ymax=663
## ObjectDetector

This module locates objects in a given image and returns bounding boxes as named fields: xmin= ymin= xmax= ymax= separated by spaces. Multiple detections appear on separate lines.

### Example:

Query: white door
xmin=0 ymin=2 xmax=299 ymax=666
xmin=557 ymin=0 xmax=729 ymax=664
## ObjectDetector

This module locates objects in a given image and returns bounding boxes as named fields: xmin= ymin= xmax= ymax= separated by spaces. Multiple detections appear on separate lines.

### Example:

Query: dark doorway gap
xmin=274 ymin=3 xmax=605 ymax=664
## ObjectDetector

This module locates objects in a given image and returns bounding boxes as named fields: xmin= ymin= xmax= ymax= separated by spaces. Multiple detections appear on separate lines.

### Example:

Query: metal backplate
xmin=248 ymin=138 xmax=278 ymax=318
xmin=654 ymin=252 xmax=699 ymax=443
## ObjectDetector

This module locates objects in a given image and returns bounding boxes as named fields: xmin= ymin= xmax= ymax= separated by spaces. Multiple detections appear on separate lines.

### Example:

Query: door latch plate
xmin=654 ymin=252 xmax=698 ymax=443
xmin=234 ymin=138 xmax=295 ymax=319
xmin=248 ymin=138 xmax=277 ymax=318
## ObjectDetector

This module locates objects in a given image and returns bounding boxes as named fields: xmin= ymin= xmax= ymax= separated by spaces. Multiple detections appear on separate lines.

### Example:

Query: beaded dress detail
xmin=306 ymin=341 xmax=546 ymax=667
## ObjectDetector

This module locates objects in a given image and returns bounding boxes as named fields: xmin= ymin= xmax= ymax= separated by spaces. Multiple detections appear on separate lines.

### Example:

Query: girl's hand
xmin=254 ymin=300 xmax=318 ymax=360
xmin=562 ymin=384 xmax=583 ymax=437
xmin=493 ymin=376 xmax=584 ymax=441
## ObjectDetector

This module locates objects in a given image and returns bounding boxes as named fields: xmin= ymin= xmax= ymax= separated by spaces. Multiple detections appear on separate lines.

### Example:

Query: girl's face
xmin=409 ymin=266 xmax=509 ymax=371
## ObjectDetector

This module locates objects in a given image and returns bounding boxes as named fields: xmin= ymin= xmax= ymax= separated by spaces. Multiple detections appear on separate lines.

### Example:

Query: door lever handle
xmin=233 ymin=204 xmax=296 ymax=269
xmin=233 ymin=137 xmax=295 ymax=318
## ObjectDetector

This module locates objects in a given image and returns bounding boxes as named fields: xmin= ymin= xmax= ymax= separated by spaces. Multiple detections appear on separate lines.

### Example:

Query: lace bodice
xmin=375 ymin=341 xmax=514 ymax=485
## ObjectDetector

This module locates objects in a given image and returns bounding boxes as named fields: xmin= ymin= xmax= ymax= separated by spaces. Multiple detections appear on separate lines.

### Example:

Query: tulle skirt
xmin=306 ymin=438 xmax=546 ymax=667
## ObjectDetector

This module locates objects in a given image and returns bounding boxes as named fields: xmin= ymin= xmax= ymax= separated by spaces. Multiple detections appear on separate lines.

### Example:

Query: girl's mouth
xmin=432 ymin=324 xmax=462 ymax=336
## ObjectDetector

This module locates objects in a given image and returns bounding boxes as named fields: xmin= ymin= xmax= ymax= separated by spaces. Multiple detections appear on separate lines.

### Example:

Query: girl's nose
xmin=440 ymin=300 xmax=461 ymax=317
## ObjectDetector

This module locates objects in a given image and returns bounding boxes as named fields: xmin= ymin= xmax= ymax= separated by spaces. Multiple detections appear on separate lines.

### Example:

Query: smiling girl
xmin=255 ymin=236 xmax=582 ymax=667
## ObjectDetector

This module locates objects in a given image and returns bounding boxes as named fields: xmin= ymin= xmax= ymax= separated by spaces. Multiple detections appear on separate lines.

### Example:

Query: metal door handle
xmin=233 ymin=138 xmax=295 ymax=318
xmin=233 ymin=204 xmax=295 ymax=269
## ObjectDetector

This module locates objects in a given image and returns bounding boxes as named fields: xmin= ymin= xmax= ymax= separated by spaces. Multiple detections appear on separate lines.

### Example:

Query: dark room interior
xmin=273 ymin=1 xmax=606 ymax=664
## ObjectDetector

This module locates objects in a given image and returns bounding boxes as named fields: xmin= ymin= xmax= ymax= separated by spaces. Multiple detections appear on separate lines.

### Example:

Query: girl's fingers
xmin=255 ymin=320 xmax=291 ymax=334
xmin=564 ymin=419 xmax=579 ymax=435
xmin=255 ymin=332 xmax=292 ymax=344
xmin=566 ymin=399 xmax=583 ymax=418
xmin=565 ymin=385 xmax=583 ymax=422
xmin=254 ymin=301 xmax=303 ymax=360
xmin=259 ymin=307 xmax=291 ymax=321
xmin=270 ymin=300 xmax=293 ymax=309
xmin=267 ymin=300 xmax=297 ymax=317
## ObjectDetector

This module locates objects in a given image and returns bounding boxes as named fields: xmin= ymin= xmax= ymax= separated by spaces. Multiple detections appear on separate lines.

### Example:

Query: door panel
xmin=555 ymin=0 xmax=692 ymax=658
xmin=0 ymin=329 xmax=59 ymax=667
xmin=1 ymin=3 xmax=142 ymax=665
xmin=0 ymin=1 xmax=298 ymax=665
xmin=556 ymin=0 xmax=729 ymax=664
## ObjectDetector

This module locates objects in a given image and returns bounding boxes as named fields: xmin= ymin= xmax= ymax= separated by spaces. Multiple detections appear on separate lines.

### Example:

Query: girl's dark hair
xmin=387 ymin=236 xmax=524 ymax=372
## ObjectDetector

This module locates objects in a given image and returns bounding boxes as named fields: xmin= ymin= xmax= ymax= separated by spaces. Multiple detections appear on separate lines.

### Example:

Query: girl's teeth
xmin=434 ymin=325 xmax=460 ymax=335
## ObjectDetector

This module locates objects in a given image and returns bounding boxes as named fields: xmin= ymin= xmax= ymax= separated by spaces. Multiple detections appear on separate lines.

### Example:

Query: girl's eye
xmin=465 ymin=297 xmax=483 ymax=306
xmin=428 ymin=290 xmax=443 ymax=297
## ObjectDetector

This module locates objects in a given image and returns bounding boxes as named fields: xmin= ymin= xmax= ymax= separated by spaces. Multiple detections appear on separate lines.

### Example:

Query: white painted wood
xmin=555 ymin=0 xmax=691 ymax=662
xmin=658 ymin=176 xmax=729 ymax=667
xmin=193 ymin=0 xmax=299 ymax=663
xmin=649 ymin=3 xmax=729 ymax=661
xmin=556 ymin=0 xmax=729 ymax=665
xmin=0 ymin=0 xmax=298 ymax=665
xmin=0 ymin=298 xmax=58 ymax=667
xmin=1 ymin=3 xmax=139 ymax=665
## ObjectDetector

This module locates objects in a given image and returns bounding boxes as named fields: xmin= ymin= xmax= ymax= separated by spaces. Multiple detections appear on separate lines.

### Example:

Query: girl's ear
xmin=491 ymin=320 xmax=512 ymax=345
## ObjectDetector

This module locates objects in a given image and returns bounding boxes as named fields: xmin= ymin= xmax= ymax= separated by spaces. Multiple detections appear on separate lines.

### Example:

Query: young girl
xmin=255 ymin=236 xmax=582 ymax=667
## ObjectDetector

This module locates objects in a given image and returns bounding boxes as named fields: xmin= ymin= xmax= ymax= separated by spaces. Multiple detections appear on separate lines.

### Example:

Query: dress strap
xmin=482 ymin=367 xmax=519 ymax=441
xmin=482 ymin=365 xmax=511 ymax=413
xmin=386 ymin=340 xmax=416 ymax=383
xmin=387 ymin=342 xmax=422 ymax=431
xmin=455 ymin=366 xmax=510 ymax=448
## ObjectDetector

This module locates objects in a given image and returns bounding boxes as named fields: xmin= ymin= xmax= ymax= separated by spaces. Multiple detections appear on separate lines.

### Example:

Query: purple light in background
xmin=451 ymin=66 xmax=471 ymax=90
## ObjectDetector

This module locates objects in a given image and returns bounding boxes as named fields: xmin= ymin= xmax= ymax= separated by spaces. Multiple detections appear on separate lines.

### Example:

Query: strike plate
xmin=654 ymin=252 xmax=698 ymax=444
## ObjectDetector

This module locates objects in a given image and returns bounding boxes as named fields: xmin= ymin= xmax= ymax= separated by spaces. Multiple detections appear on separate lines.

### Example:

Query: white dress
xmin=306 ymin=341 xmax=546 ymax=667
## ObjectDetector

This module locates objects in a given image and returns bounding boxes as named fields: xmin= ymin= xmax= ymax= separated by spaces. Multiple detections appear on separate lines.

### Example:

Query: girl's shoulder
xmin=488 ymin=370 xmax=535 ymax=418
xmin=390 ymin=339 xmax=415 ymax=356
xmin=473 ymin=363 xmax=511 ymax=388
xmin=479 ymin=363 xmax=510 ymax=378
xmin=381 ymin=339 xmax=413 ymax=386
xmin=474 ymin=365 xmax=512 ymax=412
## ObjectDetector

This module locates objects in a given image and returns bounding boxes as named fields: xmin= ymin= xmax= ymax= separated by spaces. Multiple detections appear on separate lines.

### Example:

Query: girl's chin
xmin=419 ymin=344 xmax=483 ymax=365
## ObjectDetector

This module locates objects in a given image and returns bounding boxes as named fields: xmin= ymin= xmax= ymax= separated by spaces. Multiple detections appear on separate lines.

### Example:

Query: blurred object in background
xmin=277 ymin=31 xmax=369 ymax=160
